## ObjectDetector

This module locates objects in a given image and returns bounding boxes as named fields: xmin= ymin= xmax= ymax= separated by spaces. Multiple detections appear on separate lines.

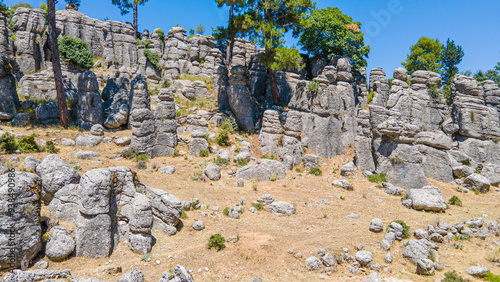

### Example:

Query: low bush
xmin=199 ymin=150 xmax=209 ymax=158
xmin=262 ymin=154 xmax=276 ymax=160
xmin=18 ymin=134 xmax=42 ymax=153
xmin=214 ymin=157 xmax=229 ymax=167
xmin=144 ymin=49 xmax=161 ymax=70
xmin=135 ymin=154 xmax=150 ymax=162
xmin=44 ymin=141 xmax=59 ymax=153
xmin=207 ymin=234 xmax=226 ymax=251
xmin=236 ymin=158 xmax=247 ymax=167
xmin=442 ymin=271 xmax=464 ymax=282
xmin=252 ymin=201 xmax=264 ymax=210
xmin=485 ymin=272 xmax=500 ymax=282
xmin=309 ymin=167 xmax=322 ymax=176
xmin=448 ymin=195 xmax=463 ymax=207
xmin=215 ymin=130 xmax=230 ymax=147
xmin=0 ymin=133 xmax=18 ymax=153
xmin=368 ymin=173 xmax=387 ymax=184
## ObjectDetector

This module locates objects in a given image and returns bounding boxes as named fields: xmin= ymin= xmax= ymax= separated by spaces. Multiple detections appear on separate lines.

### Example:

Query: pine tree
xmin=112 ymin=0 xmax=149 ymax=39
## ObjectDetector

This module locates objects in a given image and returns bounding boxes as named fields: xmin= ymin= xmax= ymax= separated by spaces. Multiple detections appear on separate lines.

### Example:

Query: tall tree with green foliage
xmin=441 ymin=39 xmax=464 ymax=86
xmin=213 ymin=0 xmax=246 ymax=69
xmin=237 ymin=0 xmax=314 ymax=106
xmin=112 ymin=0 xmax=149 ymax=39
xmin=473 ymin=62 xmax=500 ymax=86
xmin=298 ymin=7 xmax=370 ymax=69
xmin=0 ymin=2 xmax=32 ymax=19
xmin=402 ymin=37 xmax=444 ymax=74
xmin=195 ymin=23 xmax=205 ymax=35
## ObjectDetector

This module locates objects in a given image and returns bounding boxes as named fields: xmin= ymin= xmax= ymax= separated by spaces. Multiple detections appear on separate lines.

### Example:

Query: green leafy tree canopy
xmin=195 ymin=23 xmax=205 ymax=35
xmin=58 ymin=35 xmax=93 ymax=69
xmin=402 ymin=36 xmax=444 ymax=74
xmin=299 ymin=7 xmax=370 ymax=69
xmin=441 ymin=39 xmax=464 ymax=86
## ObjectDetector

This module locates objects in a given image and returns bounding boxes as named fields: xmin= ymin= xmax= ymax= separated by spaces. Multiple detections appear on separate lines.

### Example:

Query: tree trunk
xmin=225 ymin=3 xmax=234 ymax=69
xmin=47 ymin=0 xmax=69 ymax=128
xmin=268 ymin=68 xmax=281 ymax=106
xmin=133 ymin=3 xmax=138 ymax=39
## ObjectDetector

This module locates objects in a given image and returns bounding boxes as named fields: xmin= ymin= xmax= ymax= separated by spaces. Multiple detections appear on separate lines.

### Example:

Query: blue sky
xmin=4 ymin=0 xmax=500 ymax=77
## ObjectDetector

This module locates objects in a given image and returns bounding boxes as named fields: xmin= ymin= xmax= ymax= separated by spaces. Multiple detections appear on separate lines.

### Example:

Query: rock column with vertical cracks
xmin=130 ymin=76 xmax=155 ymax=156
xmin=227 ymin=65 xmax=255 ymax=132
xmin=152 ymin=88 xmax=178 ymax=157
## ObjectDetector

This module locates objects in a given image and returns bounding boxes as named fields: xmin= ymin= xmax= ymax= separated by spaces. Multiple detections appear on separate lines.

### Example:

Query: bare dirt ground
xmin=1 ymin=124 xmax=499 ymax=282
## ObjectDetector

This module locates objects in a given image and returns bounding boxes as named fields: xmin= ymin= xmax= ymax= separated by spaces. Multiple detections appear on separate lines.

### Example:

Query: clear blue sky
xmin=4 ymin=0 xmax=500 ymax=77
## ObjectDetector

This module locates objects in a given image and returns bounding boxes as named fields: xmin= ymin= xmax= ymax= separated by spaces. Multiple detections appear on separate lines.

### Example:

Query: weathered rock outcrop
xmin=0 ymin=172 xmax=42 ymax=270
xmin=0 ymin=57 xmax=20 ymax=114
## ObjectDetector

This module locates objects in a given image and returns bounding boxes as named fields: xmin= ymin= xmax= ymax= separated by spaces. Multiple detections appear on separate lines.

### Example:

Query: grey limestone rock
xmin=74 ymin=151 xmax=100 ymax=159
xmin=402 ymin=239 xmax=438 ymax=263
xmin=45 ymin=226 xmax=75 ymax=261
xmin=75 ymin=134 xmax=103 ymax=147
xmin=466 ymin=265 xmax=490 ymax=277
xmin=405 ymin=186 xmax=447 ymax=212
xmin=306 ymin=256 xmax=322 ymax=270
xmin=416 ymin=259 xmax=435 ymax=275
xmin=23 ymin=156 xmax=40 ymax=172
xmin=235 ymin=159 xmax=286 ymax=182
xmin=369 ymin=218 xmax=384 ymax=233
xmin=355 ymin=250 xmax=373 ymax=267
xmin=118 ymin=270 xmax=145 ymax=282
xmin=267 ymin=201 xmax=295 ymax=216
xmin=204 ymin=163 xmax=221 ymax=181
xmin=0 ymin=172 xmax=42 ymax=269
xmin=463 ymin=173 xmax=490 ymax=193
xmin=36 ymin=154 xmax=80 ymax=203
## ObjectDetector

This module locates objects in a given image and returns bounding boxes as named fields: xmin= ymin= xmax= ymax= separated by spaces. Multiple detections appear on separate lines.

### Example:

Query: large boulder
xmin=45 ymin=226 xmax=75 ymax=261
xmin=405 ymin=186 xmax=447 ymax=212
xmin=464 ymin=173 xmax=491 ymax=193
xmin=36 ymin=154 xmax=80 ymax=203
xmin=0 ymin=172 xmax=42 ymax=269
xmin=235 ymin=159 xmax=286 ymax=182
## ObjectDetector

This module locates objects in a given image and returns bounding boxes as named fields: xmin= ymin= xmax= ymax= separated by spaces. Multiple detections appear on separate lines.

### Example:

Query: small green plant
xmin=387 ymin=78 xmax=394 ymax=89
xmin=475 ymin=189 xmax=480 ymax=195
xmin=428 ymin=250 xmax=436 ymax=262
xmin=295 ymin=167 xmax=302 ymax=173
xmin=220 ymin=120 xmax=236 ymax=133
xmin=386 ymin=220 xmax=411 ymax=239
xmin=252 ymin=201 xmax=264 ymax=210
xmin=448 ymin=195 xmax=462 ymax=207
xmin=340 ymin=193 xmax=345 ymax=200
xmin=214 ymin=157 xmax=229 ymax=167
xmin=484 ymin=272 xmax=500 ymax=282
xmin=140 ymin=253 xmax=152 ymax=261
xmin=442 ymin=271 xmax=465 ymax=282
xmin=144 ymin=39 xmax=153 ymax=49
xmin=215 ymin=130 xmax=231 ymax=147
xmin=270 ymin=173 xmax=278 ymax=182
xmin=41 ymin=231 xmax=51 ymax=244
xmin=367 ymin=91 xmax=375 ymax=104
xmin=44 ymin=141 xmax=60 ymax=153
xmin=307 ymin=79 xmax=319 ymax=94
xmin=252 ymin=179 xmax=258 ymax=191
xmin=236 ymin=158 xmax=248 ymax=167
xmin=135 ymin=154 xmax=150 ymax=162
xmin=406 ymin=76 xmax=412 ymax=86
xmin=180 ymin=210 xmax=188 ymax=219
xmin=367 ymin=173 xmax=387 ymax=184
xmin=223 ymin=207 xmax=230 ymax=216
xmin=18 ymin=134 xmax=42 ymax=153
xmin=207 ymin=234 xmax=226 ymax=251
xmin=454 ymin=243 xmax=463 ymax=250
xmin=73 ymin=164 xmax=82 ymax=170
xmin=58 ymin=35 xmax=93 ymax=69
xmin=199 ymin=150 xmax=209 ymax=158
xmin=0 ymin=133 xmax=19 ymax=153
xmin=262 ymin=154 xmax=276 ymax=160
xmin=136 ymin=39 xmax=144 ymax=46
xmin=309 ymin=167 xmax=323 ymax=176
xmin=144 ymin=49 xmax=161 ymax=70
xmin=161 ymin=80 xmax=171 ymax=89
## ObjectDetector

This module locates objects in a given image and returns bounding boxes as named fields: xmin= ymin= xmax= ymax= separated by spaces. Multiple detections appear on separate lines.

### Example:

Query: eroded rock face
xmin=228 ymin=66 xmax=255 ymax=132
xmin=0 ymin=172 xmax=42 ymax=269
xmin=152 ymin=89 xmax=177 ymax=157
xmin=0 ymin=57 xmax=20 ymax=114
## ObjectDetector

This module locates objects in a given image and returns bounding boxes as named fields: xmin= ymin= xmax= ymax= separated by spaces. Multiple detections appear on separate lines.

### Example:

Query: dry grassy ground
xmin=1 ymin=124 xmax=499 ymax=282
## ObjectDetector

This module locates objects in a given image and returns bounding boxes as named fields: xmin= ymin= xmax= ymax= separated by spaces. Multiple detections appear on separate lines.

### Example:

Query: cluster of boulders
xmin=357 ymin=67 xmax=500 ymax=190
xmin=0 ymin=154 xmax=182 ymax=269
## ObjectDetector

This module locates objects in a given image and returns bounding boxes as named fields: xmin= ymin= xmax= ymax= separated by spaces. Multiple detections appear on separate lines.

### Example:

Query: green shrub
xmin=252 ymin=201 xmax=264 ymax=210
xmin=262 ymin=154 xmax=276 ymax=160
xmin=144 ymin=39 xmax=153 ymax=49
xmin=406 ymin=76 xmax=412 ymax=86
xmin=207 ymin=234 xmax=226 ymax=251
xmin=387 ymin=220 xmax=410 ymax=239
xmin=5 ymin=3 xmax=32 ymax=20
xmin=214 ymin=157 xmax=229 ymax=167
xmin=135 ymin=154 xmax=150 ymax=162
xmin=485 ymin=272 xmax=500 ymax=282
xmin=367 ymin=91 xmax=375 ymax=104
xmin=307 ymin=79 xmax=319 ymax=94
xmin=309 ymin=167 xmax=323 ymax=176
xmin=18 ymin=134 xmax=42 ymax=153
xmin=180 ymin=210 xmax=188 ymax=219
xmin=154 ymin=28 xmax=165 ymax=43
xmin=44 ymin=141 xmax=59 ymax=153
xmin=223 ymin=207 xmax=230 ymax=216
xmin=144 ymin=49 xmax=160 ymax=70
xmin=367 ymin=173 xmax=387 ymax=184
xmin=161 ymin=80 xmax=171 ymax=88
xmin=1 ymin=133 xmax=19 ymax=154
xmin=448 ymin=195 xmax=462 ymax=207
xmin=199 ymin=150 xmax=209 ymax=158
xmin=442 ymin=271 xmax=464 ymax=282
xmin=236 ymin=158 xmax=247 ymax=167
xmin=215 ymin=130 xmax=230 ymax=147
xmin=220 ymin=120 xmax=236 ymax=134
xmin=136 ymin=39 xmax=143 ymax=46
xmin=58 ymin=36 xmax=93 ymax=69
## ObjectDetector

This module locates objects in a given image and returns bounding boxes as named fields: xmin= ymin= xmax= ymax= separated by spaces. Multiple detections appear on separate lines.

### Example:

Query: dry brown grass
xmin=1 ymin=124 xmax=499 ymax=281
